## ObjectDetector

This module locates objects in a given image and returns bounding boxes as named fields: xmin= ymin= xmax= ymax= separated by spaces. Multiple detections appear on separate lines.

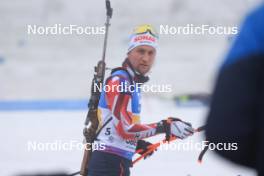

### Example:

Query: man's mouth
xmin=140 ymin=64 xmax=149 ymax=68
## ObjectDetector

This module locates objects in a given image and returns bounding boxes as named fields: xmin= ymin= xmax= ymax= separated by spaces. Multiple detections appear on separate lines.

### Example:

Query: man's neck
xmin=126 ymin=64 xmax=136 ymax=78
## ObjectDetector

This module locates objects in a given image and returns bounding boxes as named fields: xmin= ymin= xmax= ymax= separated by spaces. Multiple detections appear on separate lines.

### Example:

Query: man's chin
xmin=138 ymin=69 xmax=149 ymax=76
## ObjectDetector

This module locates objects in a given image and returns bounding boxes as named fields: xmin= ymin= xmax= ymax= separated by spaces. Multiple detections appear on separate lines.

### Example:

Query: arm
xmin=106 ymin=75 xmax=158 ymax=140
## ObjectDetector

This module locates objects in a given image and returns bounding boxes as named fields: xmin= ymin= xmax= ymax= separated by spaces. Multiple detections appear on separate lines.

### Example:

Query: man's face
xmin=127 ymin=45 xmax=156 ymax=75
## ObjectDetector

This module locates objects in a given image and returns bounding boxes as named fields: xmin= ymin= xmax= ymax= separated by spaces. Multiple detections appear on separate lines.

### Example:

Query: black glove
xmin=136 ymin=140 xmax=155 ymax=159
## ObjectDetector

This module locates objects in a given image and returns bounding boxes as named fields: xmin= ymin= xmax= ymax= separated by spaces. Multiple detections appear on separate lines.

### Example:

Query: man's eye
xmin=148 ymin=51 xmax=154 ymax=56
xmin=138 ymin=50 xmax=145 ymax=54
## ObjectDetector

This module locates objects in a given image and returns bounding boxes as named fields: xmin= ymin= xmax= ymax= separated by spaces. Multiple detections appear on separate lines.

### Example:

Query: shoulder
xmin=222 ymin=4 xmax=264 ymax=69
xmin=106 ymin=68 xmax=132 ymax=85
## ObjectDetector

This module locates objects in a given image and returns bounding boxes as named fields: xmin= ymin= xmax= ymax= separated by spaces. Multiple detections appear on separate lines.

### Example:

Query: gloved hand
xmin=136 ymin=140 xmax=155 ymax=159
xmin=156 ymin=117 xmax=194 ymax=141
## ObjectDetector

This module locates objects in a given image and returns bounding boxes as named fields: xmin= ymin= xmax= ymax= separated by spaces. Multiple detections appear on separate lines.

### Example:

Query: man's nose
xmin=142 ymin=53 xmax=150 ymax=62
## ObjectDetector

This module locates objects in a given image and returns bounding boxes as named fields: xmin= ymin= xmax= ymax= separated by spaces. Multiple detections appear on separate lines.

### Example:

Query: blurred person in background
xmin=206 ymin=3 xmax=264 ymax=176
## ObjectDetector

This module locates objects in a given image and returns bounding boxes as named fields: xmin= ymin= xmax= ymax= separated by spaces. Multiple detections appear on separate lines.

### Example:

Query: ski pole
xmin=198 ymin=139 xmax=209 ymax=163
xmin=135 ymin=125 xmax=205 ymax=155
xmin=134 ymin=126 xmax=205 ymax=155
xmin=133 ymin=137 xmax=177 ymax=165
xmin=133 ymin=125 xmax=205 ymax=166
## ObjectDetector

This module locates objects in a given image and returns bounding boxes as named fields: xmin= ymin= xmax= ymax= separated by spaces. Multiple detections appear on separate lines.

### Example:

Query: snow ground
xmin=0 ymin=97 xmax=256 ymax=176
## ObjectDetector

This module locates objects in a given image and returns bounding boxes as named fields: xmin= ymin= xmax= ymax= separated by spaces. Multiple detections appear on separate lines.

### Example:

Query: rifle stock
xmin=80 ymin=109 xmax=98 ymax=175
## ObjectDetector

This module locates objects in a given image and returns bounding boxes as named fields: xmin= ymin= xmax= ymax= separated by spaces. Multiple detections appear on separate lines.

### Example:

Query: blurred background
xmin=0 ymin=0 xmax=262 ymax=175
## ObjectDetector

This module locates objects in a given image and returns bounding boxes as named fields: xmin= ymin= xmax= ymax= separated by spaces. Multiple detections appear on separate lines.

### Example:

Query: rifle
xmin=80 ymin=1 xmax=113 ymax=175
